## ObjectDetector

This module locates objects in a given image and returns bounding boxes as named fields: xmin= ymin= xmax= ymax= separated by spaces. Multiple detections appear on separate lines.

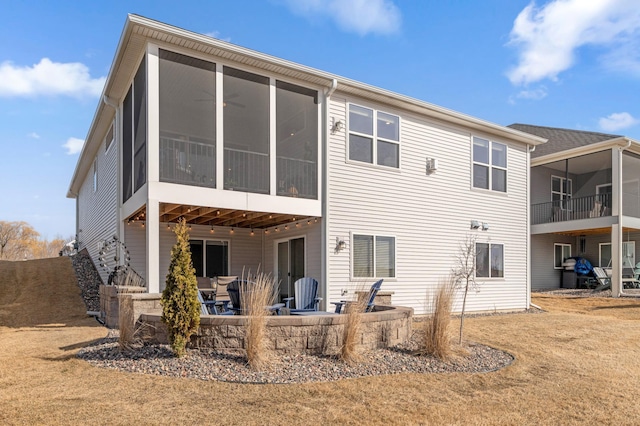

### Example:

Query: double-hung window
xmin=472 ymin=137 xmax=507 ymax=192
xmin=352 ymin=234 xmax=396 ymax=278
xmin=551 ymin=176 xmax=572 ymax=209
xmin=348 ymin=104 xmax=399 ymax=168
xmin=476 ymin=242 xmax=504 ymax=278
xmin=554 ymin=243 xmax=571 ymax=269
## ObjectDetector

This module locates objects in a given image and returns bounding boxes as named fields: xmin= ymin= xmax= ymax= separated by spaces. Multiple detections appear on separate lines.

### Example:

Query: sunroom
xmin=119 ymin=46 xmax=323 ymax=295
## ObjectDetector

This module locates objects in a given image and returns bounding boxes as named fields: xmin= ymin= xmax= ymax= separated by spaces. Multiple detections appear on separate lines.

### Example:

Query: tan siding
xmin=77 ymin=139 xmax=118 ymax=284
xmin=327 ymin=95 xmax=530 ymax=314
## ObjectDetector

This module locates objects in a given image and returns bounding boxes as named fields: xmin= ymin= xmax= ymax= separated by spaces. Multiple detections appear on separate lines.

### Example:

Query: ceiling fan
xmin=194 ymin=90 xmax=244 ymax=108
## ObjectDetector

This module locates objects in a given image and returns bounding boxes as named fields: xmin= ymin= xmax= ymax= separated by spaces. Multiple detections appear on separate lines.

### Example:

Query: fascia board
xmin=531 ymin=137 xmax=640 ymax=167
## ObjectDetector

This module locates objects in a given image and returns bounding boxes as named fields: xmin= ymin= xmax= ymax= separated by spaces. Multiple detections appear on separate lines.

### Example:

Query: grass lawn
xmin=1 ymin=258 xmax=640 ymax=425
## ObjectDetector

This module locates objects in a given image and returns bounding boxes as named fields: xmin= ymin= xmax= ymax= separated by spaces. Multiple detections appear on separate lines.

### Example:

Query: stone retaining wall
xmin=135 ymin=302 xmax=413 ymax=355
xmin=99 ymin=285 xmax=148 ymax=328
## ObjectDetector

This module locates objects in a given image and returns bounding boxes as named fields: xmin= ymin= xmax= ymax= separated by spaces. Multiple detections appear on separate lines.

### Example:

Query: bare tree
xmin=451 ymin=233 xmax=480 ymax=345
xmin=0 ymin=221 xmax=39 ymax=260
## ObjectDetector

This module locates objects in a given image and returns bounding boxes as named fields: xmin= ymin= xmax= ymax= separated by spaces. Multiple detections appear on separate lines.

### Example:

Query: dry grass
xmin=3 ymin=258 xmax=640 ymax=425
xmin=118 ymin=295 xmax=135 ymax=351
xmin=339 ymin=285 xmax=368 ymax=364
xmin=241 ymin=271 xmax=278 ymax=370
xmin=417 ymin=276 xmax=456 ymax=360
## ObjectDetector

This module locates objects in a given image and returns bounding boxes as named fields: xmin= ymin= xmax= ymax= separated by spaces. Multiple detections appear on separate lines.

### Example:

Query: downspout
xmin=321 ymin=79 xmax=338 ymax=310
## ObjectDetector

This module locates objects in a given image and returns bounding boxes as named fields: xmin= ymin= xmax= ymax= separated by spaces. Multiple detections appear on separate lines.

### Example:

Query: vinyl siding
xmin=77 ymin=139 xmax=118 ymax=284
xmin=531 ymin=234 xmax=574 ymax=290
xmin=327 ymin=95 xmax=530 ymax=315
xmin=262 ymin=221 xmax=322 ymax=293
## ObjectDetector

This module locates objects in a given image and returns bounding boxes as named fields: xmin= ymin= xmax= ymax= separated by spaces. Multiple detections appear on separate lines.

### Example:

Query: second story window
xmin=473 ymin=137 xmax=507 ymax=192
xmin=348 ymin=104 xmax=399 ymax=168
xmin=551 ymin=175 xmax=572 ymax=209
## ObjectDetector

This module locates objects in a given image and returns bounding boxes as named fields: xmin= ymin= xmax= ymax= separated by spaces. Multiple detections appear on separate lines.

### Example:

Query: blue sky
xmin=1 ymin=0 xmax=639 ymax=239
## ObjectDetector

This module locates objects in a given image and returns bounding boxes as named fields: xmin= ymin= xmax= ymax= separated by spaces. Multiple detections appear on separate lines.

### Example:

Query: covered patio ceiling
xmin=553 ymin=227 xmax=639 ymax=237
xmin=126 ymin=203 xmax=317 ymax=229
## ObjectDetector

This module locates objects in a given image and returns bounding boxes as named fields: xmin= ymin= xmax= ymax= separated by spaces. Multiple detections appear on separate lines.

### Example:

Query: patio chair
xmin=622 ymin=267 xmax=640 ymax=289
xmin=197 ymin=289 xmax=223 ymax=315
xmin=592 ymin=267 xmax=611 ymax=292
xmin=331 ymin=279 xmax=383 ymax=314
xmin=283 ymin=277 xmax=322 ymax=313
xmin=211 ymin=276 xmax=237 ymax=314
xmin=227 ymin=279 xmax=284 ymax=315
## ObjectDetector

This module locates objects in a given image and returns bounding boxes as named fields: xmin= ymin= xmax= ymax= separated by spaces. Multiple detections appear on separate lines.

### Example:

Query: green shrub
xmin=161 ymin=218 xmax=200 ymax=357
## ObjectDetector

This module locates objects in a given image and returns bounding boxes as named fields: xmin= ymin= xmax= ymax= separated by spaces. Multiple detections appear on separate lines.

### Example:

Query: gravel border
xmin=77 ymin=328 xmax=514 ymax=384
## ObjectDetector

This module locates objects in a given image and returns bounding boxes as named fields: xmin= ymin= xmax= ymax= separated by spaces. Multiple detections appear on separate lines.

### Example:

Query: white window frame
xmin=92 ymin=160 xmax=98 ymax=193
xmin=472 ymin=136 xmax=507 ymax=192
xmin=189 ymin=238 xmax=231 ymax=277
xmin=350 ymin=233 xmax=397 ymax=279
xmin=551 ymin=175 xmax=572 ymax=210
xmin=347 ymin=103 xmax=400 ymax=169
xmin=554 ymin=243 xmax=572 ymax=269
xmin=475 ymin=242 xmax=504 ymax=279
xmin=599 ymin=241 xmax=635 ymax=268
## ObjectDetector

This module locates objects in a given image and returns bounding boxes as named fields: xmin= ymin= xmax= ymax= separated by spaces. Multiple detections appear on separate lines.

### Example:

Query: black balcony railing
xmin=532 ymin=193 xmax=612 ymax=225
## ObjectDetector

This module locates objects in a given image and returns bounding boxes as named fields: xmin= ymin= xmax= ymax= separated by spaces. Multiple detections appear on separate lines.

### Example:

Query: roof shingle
xmin=507 ymin=123 xmax=621 ymax=158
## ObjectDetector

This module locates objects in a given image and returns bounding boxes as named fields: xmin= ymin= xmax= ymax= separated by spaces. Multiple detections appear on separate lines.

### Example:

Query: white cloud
xmin=28 ymin=132 xmax=40 ymax=139
xmin=598 ymin=112 xmax=639 ymax=132
xmin=520 ymin=86 xmax=548 ymax=100
xmin=280 ymin=0 xmax=401 ymax=36
xmin=62 ymin=137 xmax=84 ymax=155
xmin=205 ymin=31 xmax=231 ymax=42
xmin=507 ymin=0 xmax=640 ymax=85
xmin=0 ymin=58 xmax=106 ymax=98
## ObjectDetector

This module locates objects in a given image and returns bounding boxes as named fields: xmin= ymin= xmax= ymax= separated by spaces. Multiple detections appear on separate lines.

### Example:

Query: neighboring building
xmin=509 ymin=124 xmax=640 ymax=296
xmin=67 ymin=15 xmax=545 ymax=315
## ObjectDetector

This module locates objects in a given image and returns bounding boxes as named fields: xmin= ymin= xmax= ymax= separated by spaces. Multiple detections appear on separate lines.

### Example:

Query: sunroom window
xmin=223 ymin=66 xmax=269 ymax=194
xmin=276 ymin=81 xmax=318 ymax=199
xmin=159 ymin=50 xmax=216 ymax=188
xmin=473 ymin=137 xmax=507 ymax=192
xmin=348 ymin=105 xmax=399 ymax=168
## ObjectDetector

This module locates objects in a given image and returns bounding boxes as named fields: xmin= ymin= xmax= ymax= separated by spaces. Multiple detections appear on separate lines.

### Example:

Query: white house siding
xmin=77 ymin=139 xmax=118 ymax=284
xmin=327 ymin=95 xmax=531 ymax=315
xmin=154 ymin=223 xmax=262 ymax=292
xmin=531 ymin=234 xmax=575 ymax=290
xmin=262 ymin=221 xmax=322 ymax=291
xmin=123 ymin=222 xmax=147 ymax=282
